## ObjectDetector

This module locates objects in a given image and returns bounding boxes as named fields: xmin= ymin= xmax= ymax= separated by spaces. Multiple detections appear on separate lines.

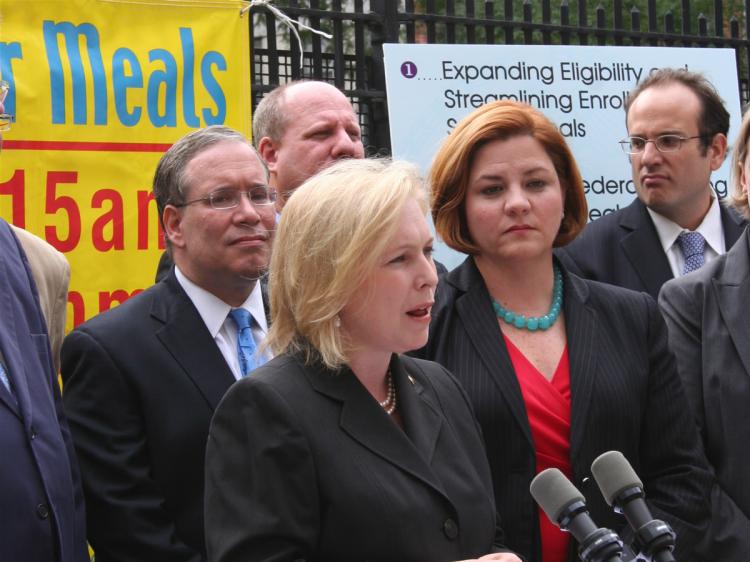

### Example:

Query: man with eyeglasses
xmin=61 ymin=126 xmax=274 ymax=562
xmin=155 ymin=80 xmax=365 ymax=282
xmin=557 ymin=68 xmax=746 ymax=299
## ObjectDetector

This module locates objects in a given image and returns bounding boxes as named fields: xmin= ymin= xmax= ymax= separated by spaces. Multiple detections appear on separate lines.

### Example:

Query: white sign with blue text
xmin=384 ymin=44 xmax=741 ymax=269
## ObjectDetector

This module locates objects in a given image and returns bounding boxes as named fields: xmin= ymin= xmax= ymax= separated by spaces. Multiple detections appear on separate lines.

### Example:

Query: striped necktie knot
xmin=677 ymin=231 xmax=706 ymax=275
xmin=229 ymin=308 xmax=259 ymax=376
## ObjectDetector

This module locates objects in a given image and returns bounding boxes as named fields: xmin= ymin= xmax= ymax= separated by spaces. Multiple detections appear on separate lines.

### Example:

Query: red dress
xmin=505 ymin=335 xmax=572 ymax=562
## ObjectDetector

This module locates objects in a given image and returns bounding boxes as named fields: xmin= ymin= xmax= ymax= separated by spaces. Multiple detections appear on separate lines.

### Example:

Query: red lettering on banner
xmin=69 ymin=289 xmax=146 ymax=327
xmin=92 ymin=189 xmax=125 ymax=250
xmin=137 ymin=190 xmax=165 ymax=250
xmin=99 ymin=288 xmax=143 ymax=311
xmin=0 ymin=170 xmax=26 ymax=228
xmin=45 ymin=171 xmax=81 ymax=252
xmin=68 ymin=291 xmax=86 ymax=328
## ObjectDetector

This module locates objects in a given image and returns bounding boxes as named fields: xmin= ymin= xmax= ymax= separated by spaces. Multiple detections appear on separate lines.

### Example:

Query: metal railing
xmin=249 ymin=1 xmax=750 ymax=153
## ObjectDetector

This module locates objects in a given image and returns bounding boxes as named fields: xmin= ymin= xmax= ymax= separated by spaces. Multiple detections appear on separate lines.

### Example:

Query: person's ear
xmin=162 ymin=205 xmax=186 ymax=249
xmin=708 ymin=133 xmax=728 ymax=171
xmin=258 ymin=137 xmax=280 ymax=175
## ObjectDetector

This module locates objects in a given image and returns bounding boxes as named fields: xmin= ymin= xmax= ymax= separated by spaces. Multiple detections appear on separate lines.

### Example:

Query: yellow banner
xmin=0 ymin=0 xmax=251 ymax=328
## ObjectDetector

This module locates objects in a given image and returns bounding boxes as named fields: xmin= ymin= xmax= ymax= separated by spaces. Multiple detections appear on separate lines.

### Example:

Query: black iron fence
xmin=249 ymin=1 xmax=750 ymax=154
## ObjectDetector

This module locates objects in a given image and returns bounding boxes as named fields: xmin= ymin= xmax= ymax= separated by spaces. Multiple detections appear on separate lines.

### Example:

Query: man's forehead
xmin=628 ymin=85 xmax=700 ymax=130
xmin=283 ymin=83 xmax=355 ymax=115
xmin=186 ymin=142 xmax=266 ymax=180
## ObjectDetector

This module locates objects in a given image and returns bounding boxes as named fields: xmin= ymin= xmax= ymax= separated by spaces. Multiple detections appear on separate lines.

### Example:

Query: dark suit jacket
xmin=205 ymin=352 xmax=512 ymax=562
xmin=61 ymin=270 xmax=268 ymax=562
xmin=414 ymin=257 xmax=712 ymax=562
xmin=659 ymin=227 xmax=750 ymax=559
xmin=555 ymin=198 xmax=747 ymax=299
xmin=0 ymin=219 xmax=88 ymax=562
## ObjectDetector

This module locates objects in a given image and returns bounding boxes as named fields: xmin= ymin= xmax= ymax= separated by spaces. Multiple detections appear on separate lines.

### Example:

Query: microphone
xmin=591 ymin=451 xmax=676 ymax=562
xmin=530 ymin=468 xmax=624 ymax=562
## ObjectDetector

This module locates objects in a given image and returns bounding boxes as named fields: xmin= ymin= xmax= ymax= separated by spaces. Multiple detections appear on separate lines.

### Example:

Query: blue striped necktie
xmin=229 ymin=308 xmax=262 ymax=376
xmin=0 ymin=361 xmax=11 ymax=393
xmin=677 ymin=231 xmax=706 ymax=275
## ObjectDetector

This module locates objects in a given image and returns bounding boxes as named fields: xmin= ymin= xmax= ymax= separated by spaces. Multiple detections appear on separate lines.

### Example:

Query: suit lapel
xmin=450 ymin=259 xmax=534 ymax=448
xmin=0 ymin=286 xmax=23 ymax=417
xmin=714 ymin=230 xmax=750 ymax=378
xmin=395 ymin=356 xmax=443 ymax=467
xmin=306 ymin=356 xmax=449 ymax=500
xmin=619 ymin=200 xmax=673 ymax=297
xmin=152 ymin=273 xmax=237 ymax=410
xmin=0 ymin=225 xmax=36 ymax=421
xmin=720 ymin=204 xmax=747 ymax=250
xmin=563 ymin=273 xmax=600 ymax=461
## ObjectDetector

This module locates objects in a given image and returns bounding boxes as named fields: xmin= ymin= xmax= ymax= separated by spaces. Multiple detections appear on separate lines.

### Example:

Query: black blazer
xmin=204 ymin=352 xmax=511 ymax=562
xmin=659 ymin=227 xmax=750 ymax=559
xmin=0 ymin=220 xmax=88 ymax=562
xmin=555 ymin=198 xmax=747 ymax=299
xmin=61 ymin=271 xmax=269 ymax=562
xmin=415 ymin=257 xmax=712 ymax=562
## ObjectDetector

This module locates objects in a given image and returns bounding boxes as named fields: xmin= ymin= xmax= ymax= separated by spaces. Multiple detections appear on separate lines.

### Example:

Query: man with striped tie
xmin=61 ymin=126 xmax=274 ymax=562
xmin=557 ymin=68 xmax=746 ymax=299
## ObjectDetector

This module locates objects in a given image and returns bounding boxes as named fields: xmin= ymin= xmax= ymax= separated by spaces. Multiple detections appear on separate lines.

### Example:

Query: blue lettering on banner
xmin=148 ymin=48 xmax=178 ymax=127
xmin=201 ymin=51 xmax=226 ymax=124
xmin=44 ymin=20 xmax=108 ymax=125
xmin=40 ymin=21 xmax=228 ymax=128
xmin=0 ymin=42 xmax=23 ymax=116
xmin=112 ymin=48 xmax=143 ymax=126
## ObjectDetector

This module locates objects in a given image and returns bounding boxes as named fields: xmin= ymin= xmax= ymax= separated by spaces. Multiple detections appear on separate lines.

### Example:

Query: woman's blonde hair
xmin=266 ymin=158 xmax=427 ymax=369
xmin=731 ymin=107 xmax=750 ymax=218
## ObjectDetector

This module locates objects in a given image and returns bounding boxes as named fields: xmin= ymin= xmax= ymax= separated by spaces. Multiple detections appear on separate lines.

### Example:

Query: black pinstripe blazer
xmin=414 ymin=257 xmax=712 ymax=562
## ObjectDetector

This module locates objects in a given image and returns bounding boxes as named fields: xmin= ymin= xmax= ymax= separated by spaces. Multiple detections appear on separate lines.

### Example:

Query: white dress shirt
xmin=175 ymin=266 xmax=269 ymax=380
xmin=647 ymin=195 xmax=725 ymax=278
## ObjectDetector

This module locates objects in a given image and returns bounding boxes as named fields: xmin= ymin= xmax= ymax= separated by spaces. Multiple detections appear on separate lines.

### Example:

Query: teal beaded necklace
xmin=491 ymin=265 xmax=563 ymax=331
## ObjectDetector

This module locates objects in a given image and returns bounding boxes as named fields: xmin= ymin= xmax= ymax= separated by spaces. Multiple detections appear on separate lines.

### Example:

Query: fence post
xmin=367 ymin=1 xmax=399 ymax=154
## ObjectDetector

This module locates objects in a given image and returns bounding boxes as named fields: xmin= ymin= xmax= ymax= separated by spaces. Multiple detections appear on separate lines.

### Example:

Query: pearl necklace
xmin=492 ymin=264 xmax=564 ymax=331
xmin=379 ymin=371 xmax=397 ymax=415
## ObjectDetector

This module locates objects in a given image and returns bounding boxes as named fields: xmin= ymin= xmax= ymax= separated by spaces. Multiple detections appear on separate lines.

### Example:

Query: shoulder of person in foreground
xmin=582 ymin=275 xmax=713 ymax=558
xmin=554 ymin=203 xmax=631 ymax=278
xmin=10 ymin=224 xmax=70 ymax=371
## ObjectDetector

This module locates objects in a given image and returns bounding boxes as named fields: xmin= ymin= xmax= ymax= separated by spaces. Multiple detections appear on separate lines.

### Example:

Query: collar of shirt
xmin=647 ymin=194 xmax=725 ymax=277
xmin=175 ymin=267 xmax=269 ymax=379
xmin=174 ymin=266 xmax=266 ymax=336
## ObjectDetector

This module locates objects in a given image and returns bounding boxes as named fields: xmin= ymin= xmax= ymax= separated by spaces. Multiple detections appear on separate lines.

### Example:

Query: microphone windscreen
xmin=530 ymin=468 xmax=585 ymax=525
xmin=591 ymin=451 xmax=644 ymax=506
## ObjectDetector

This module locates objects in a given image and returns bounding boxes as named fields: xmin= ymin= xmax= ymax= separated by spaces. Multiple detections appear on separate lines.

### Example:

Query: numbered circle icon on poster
xmin=401 ymin=61 xmax=417 ymax=79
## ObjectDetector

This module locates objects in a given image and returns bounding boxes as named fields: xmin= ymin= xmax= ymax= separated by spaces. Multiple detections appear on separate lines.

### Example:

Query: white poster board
xmin=384 ymin=44 xmax=741 ymax=270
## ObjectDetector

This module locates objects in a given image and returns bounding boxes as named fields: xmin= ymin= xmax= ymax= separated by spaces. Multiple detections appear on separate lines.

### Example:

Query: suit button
xmin=36 ymin=503 xmax=50 ymax=519
xmin=30 ymin=426 xmax=37 ymax=440
xmin=443 ymin=518 xmax=458 ymax=539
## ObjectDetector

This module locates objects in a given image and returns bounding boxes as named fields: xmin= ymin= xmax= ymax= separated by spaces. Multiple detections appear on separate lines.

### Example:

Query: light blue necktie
xmin=229 ymin=308 xmax=262 ymax=376
xmin=0 ymin=360 xmax=13 ymax=396
xmin=677 ymin=231 xmax=706 ymax=275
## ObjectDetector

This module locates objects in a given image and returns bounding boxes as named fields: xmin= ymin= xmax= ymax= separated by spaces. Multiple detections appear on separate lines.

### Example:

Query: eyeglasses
xmin=0 ymin=81 xmax=12 ymax=132
xmin=174 ymin=186 xmax=277 ymax=210
xmin=619 ymin=134 xmax=707 ymax=155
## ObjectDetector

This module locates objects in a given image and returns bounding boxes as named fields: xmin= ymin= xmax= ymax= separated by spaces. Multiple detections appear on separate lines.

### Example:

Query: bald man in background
xmin=255 ymin=80 xmax=365 ymax=209
xmin=155 ymin=80 xmax=365 ymax=281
